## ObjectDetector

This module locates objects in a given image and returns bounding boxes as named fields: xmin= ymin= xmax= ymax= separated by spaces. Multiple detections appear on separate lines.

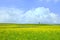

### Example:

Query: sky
xmin=0 ymin=0 xmax=60 ymax=24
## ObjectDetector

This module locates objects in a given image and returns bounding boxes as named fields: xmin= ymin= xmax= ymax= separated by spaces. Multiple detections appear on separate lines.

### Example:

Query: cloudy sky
xmin=0 ymin=0 xmax=60 ymax=24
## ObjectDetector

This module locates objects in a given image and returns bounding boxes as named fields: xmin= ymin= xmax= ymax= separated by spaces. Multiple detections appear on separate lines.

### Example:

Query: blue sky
xmin=0 ymin=0 xmax=60 ymax=24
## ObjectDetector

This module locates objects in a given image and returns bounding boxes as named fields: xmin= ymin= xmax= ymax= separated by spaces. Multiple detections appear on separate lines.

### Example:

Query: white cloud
xmin=0 ymin=7 xmax=24 ymax=23
xmin=0 ymin=7 xmax=60 ymax=24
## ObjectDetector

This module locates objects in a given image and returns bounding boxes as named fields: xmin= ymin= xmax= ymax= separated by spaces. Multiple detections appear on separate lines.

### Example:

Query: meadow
xmin=0 ymin=24 xmax=60 ymax=40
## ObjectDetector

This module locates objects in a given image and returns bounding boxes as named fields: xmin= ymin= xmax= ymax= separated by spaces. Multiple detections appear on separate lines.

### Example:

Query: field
xmin=0 ymin=24 xmax=60 ymax=40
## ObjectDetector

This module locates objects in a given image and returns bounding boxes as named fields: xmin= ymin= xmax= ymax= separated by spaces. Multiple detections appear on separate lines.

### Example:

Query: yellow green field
xmin=0 ymin=24 xmax=60 ymax=40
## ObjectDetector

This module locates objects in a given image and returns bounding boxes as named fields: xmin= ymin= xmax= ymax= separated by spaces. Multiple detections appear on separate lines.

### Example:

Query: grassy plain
xmin=0 ymin=24 xmax=60 ymax=40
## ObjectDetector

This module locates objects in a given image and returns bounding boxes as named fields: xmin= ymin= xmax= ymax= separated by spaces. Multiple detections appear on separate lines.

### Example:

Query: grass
xmin=0 ymin=24 xmax=60 ymax=40
xmin=0 ymin=24 xmax=60 ymax=27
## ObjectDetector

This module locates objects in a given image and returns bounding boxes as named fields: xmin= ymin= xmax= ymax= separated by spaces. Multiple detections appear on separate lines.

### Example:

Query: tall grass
xmin=0 ymin=24 xmax=60 ymax=40
xmin=0 ymin=27 xmax=60 ymax=40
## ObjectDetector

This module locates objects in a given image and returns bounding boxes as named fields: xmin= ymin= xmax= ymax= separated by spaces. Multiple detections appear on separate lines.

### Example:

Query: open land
xmin=0 ymin=24 xmax=60 ymax=40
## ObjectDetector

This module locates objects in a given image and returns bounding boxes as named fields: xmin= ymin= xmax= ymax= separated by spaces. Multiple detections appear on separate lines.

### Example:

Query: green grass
xmin=0 ymin=24 xmax=60 ymax=28
xmin=0 ymin=24 xmax=60 ymax=40
xmin=0 ymin=29 xmax=60 ymax=40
